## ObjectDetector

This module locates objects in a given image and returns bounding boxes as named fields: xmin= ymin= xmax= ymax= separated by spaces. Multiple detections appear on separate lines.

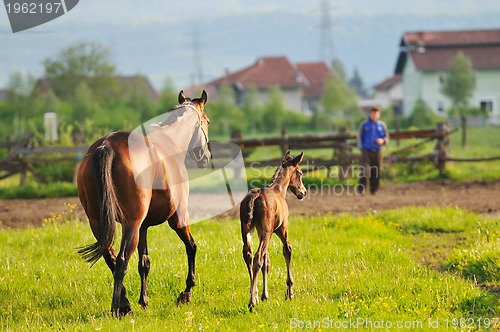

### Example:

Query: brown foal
xmin=240 ymin=151 xmax=307 ymax=310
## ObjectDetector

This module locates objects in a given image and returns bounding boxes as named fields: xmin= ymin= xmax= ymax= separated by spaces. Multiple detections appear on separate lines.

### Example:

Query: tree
xmin=440 ymin=51 xmax=476 ymax=147
xmin=242 ymin=85 xmax=263 ymax=133
xmin=4 ymin=72 xmax=38 ymax=138
xmin=125 ymin=81 xmax=154 ymax=124
xmin=348 ymin=68 xmax=369 ymax=98
xmin=158 ymin=78 xmax=179 ymax=113
xmin=42 ymin=41 xmax=117 ymax=102
xmin=73 ymin=82 xmax=100 ymax=122
xmin=321 ymin=70 xmax=360 ymax=130
xmin=407 ymin=98 xmax=443 ymax=128
xmin=205 ymin=83 xmax=246 ymax=135
xmin=262 ymin=86 xmax=287 ymax=132
xmin=331 ymin=59 xmax=347 ymax=81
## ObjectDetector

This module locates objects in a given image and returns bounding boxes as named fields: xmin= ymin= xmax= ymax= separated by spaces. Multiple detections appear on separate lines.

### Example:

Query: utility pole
xmin=319 ymin=0 xmax=335 ymax=66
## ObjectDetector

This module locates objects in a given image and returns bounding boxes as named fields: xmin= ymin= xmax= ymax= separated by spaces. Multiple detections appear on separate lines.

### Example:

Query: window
xmin=480 ymin=100 xmax=494 ymax=114
xmin=438 ymin=74 xmax=444 ymax=85
xmin=437 ymin=101 xmax=444 ymax=113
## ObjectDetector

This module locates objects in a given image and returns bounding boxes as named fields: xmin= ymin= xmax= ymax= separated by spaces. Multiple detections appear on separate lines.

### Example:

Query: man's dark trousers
xmin=358 ymin=149 xmax=382 ymax=195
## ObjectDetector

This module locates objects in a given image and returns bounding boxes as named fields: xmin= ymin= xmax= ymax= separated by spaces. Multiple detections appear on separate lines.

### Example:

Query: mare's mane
xmin=155 ymin=101 xmax=197 ymax=128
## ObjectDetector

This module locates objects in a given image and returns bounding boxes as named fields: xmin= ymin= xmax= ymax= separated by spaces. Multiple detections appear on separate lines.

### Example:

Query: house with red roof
xmin=205 ymin=56 xmax=332 ymax=113
xmin=394 ymin=28 xmax=500 ymax=124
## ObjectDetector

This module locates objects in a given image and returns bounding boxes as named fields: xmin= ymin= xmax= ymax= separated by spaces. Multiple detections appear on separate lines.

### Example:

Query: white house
xmin=372 ymin=74 xmax=402 ymax=115
xmin=394 ymin=28 xmax=500 ymax=125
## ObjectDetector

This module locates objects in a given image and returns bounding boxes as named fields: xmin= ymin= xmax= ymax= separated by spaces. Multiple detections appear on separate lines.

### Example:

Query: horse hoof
xmin=285 ymin=290 xmax=294 ymax=300
xmin=120 ymin=305 xmax=133 ymax=316
xmin=138 ymin=298 xmax=148 ymax=308
xmin=177 ymin=291 xmax=192 ymax=305
xmin=111 ymin=305 xmax=132 ymax=318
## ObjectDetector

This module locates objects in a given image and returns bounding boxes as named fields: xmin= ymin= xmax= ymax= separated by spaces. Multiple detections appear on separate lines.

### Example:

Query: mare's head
xmin=179 ymin=90 xmax=211 ymax=168
xmin=282 ymin=151 xmax=307 ymax=200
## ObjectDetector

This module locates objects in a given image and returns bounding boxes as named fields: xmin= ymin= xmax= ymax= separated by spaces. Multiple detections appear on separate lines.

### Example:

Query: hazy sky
xmin=2 ymin=1 xmax=500 ymax=90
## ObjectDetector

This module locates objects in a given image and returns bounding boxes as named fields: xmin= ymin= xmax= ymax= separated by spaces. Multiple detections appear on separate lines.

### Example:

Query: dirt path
xmin=0 ymin=181 xmax=499 ymax=229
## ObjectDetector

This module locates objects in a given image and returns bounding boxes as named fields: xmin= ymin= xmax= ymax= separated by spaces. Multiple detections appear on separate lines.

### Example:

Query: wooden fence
xmin=228 ymin=123 xmax=456 ymax=177
xmin=2 ymin=123 xmax=500 ymax=186
xmin=0 ymin=138 xmax=86 ymax=186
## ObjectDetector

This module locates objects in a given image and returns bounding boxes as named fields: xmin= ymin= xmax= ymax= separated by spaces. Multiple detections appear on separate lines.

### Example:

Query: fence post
xmin=336 ymin=127 xmax=352 ymax=180
xmin=20 ymin=159 xmax=27 ymax=186
xmin=280 ymin=128 xmax=289 ymax=155
xmin=6 ymin=135 xmax=12 ymax=153
xmin=394 ymin=119 xmax=401 ymax=147
xmin=434 ymin=122 xmax=450 ymax=174
xmin=230 ymin=130 xmax=244 ymax=179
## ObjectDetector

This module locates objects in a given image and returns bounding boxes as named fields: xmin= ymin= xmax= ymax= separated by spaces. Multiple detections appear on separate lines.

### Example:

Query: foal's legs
xmin=276 ymin=222 xmax=294 ymax=300
xmin=261 ymin=252 xmax=270 ymax=301
xmin=249 ymin=230 xmax=271 ymax=309
xmin=112 ymin=225 xmax=140 ymax=316
xmin=168 ymin=214 xmax=197 ymax=304
xmin=241 ymin=223 xmax=254 ymax=284
xmin=137 ymin=225 xmax=151 ymax=308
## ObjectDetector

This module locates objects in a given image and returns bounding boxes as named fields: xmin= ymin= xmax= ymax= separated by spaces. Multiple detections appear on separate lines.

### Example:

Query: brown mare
xmin=240 ymin=151 xmax=306 ymax=310
xmin=77 ymin=90 xmax=210 ymax=316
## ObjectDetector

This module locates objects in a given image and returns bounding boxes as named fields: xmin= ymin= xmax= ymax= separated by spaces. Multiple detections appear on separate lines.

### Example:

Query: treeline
xmin=0 ymin=41 xmax=447 ymax=148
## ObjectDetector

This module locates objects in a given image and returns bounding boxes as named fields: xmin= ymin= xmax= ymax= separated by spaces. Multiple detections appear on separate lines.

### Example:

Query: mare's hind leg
xmin=88 ymin=216 xmax=132 ymax=315
xmin=112 ymin=226 xmax=140 ymax=316
xmin=137 ymin=225 xmax=151 ymax=308
xmin=275 ymin=222 xmax=294 ymax=300
xmin=103 ymin=248 xmax=132 ymax=314
xmin=168 ymin=214 xmax=196 ymax=304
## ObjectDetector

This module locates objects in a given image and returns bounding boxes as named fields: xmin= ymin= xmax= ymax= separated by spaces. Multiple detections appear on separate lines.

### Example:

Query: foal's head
xmin=178 ymin=90 xmax=211 ymax=168
xmin=282 ymin=151 xmax=307 ymax=200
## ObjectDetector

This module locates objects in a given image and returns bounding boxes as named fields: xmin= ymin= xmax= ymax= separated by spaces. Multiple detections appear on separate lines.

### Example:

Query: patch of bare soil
xmin=286 ymin=180 xmax=500 ymax=218
xmin=0 ymin=181 xmax=499 ymax=229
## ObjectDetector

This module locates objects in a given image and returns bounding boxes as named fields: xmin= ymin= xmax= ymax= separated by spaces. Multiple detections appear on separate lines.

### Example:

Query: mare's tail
xmin=78 ymin=144 xmax=122 ymax=266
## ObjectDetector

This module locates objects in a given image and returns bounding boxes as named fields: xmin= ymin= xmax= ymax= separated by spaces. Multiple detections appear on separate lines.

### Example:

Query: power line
xmin=319 ymin=0 xmax=336 ymax=65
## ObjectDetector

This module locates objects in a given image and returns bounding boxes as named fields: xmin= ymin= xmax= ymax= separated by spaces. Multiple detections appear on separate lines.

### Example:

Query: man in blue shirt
xmin=356 ymin=106 xmax=388 ymax=195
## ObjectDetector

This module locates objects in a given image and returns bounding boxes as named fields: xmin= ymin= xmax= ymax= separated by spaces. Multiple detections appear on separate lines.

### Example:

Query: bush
xmin=0 ymin=182 xmax=77 ymax=199
xmin=36 ymin=160 xmax=77 ymax=183
xmin=405 ymin=98 xmax=444 ymax=128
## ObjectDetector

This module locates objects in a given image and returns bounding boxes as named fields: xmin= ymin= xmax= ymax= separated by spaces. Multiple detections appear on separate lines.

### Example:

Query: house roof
xmin=210 ymin=56 xmax=302 ymax=89
xmin=116 ymin=75 xmax=159 ymax=100
xmin=208 ymin=56 xmax=331 ymax=99
xmin=373 ymin=74 xmax=401 ymax=91
xmin=395 ymin=28 xmax=500 ymax=73
xmin=296 ymin=62 xmax=332 ymax=98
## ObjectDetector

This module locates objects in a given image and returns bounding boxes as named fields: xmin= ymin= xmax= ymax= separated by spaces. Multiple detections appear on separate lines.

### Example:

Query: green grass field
xmin=1 ymin=206 xmax=499 ymax=331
